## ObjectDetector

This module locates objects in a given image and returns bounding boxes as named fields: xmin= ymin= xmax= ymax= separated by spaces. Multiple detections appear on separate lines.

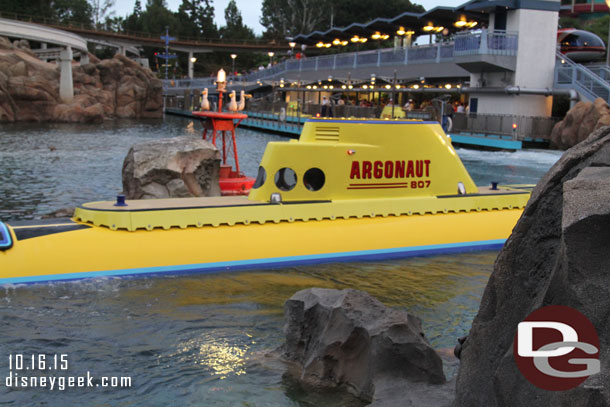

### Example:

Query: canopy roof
xmin=291 ymin=4 xmax=489 ymax=46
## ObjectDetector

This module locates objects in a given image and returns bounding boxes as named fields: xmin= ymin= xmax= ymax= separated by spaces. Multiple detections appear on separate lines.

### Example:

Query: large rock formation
xmin=281 ymin=288 xmax=447 ymax=405
xmin=122 ymin=137 xmax=221 ymax=199
xmin=454 ymin=126 xmax=610 ymax=406
xmin=0 ymin=37 xmax=162 ymax=123
xmin=550 ymin=98 xmax=610 ymax=149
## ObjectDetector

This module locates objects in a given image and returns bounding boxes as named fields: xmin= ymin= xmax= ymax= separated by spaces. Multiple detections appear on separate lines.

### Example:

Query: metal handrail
xmin=555 ymin=50 xmax=610 ymax=102
xmin=452 ymin=112 xmax=559 ymax=141
xmin=586 ymin=64 xmax=610 ymax=82
xmin=229 ymin=30 xmax=518 ymax=83
xmin=162 ymin=30 xmax=519 ymax=90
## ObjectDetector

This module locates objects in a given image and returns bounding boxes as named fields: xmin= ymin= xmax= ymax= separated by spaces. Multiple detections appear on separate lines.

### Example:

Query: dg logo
xmin=514 ymin=305 xmax=600 ymax=391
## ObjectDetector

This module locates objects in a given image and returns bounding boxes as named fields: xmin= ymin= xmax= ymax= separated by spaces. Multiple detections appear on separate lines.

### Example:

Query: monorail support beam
xmin=59 ymin=46 xmax=74 ymax=103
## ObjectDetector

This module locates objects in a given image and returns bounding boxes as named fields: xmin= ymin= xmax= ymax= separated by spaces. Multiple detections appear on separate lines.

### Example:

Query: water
xmin=0 ymin=117 xmax=280 ymax=221
xmin=458 ymin=148 xmax=562 ymax=186
xmin=0 ymin=118 xmax=563 ymax=406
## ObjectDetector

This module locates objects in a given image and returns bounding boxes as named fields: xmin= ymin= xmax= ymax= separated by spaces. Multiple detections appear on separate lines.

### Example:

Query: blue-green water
xmin=0 ymin=117 xmax=563 ymax=406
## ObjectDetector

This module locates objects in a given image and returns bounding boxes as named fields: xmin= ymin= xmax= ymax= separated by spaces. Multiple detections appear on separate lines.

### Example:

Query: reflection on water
xmin=183 ymin=334 xmax=249 ymax=378
xmin=0 ymin=118 xmax=562 ymax=405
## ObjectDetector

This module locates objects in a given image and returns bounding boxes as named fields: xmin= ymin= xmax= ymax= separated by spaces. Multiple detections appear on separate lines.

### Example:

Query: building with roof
xmin=288 ymin=0 xmax=561 ymax=117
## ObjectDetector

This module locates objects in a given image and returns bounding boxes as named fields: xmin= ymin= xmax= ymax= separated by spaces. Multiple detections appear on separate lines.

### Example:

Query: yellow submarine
xmin=0 ymin=118 xmax=532 ymax=284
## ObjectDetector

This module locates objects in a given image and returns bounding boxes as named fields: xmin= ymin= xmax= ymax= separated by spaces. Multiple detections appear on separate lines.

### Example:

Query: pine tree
xmin=89 ymin=0 xmax=116 ymax=28
xmin=52 ymin=0 xmax=94 ymax=25
xmin=134 ymin=0 xmax=142 ymax=16
xmin=220 ymin=0 xmax=254 ymax=40
xmin=195 ymin=0 xmax=218 ymax=38
xmin=176 ymin=0 xmax=218 ymax=39
xmin=124 ymin=0 xmax=144 ymax=31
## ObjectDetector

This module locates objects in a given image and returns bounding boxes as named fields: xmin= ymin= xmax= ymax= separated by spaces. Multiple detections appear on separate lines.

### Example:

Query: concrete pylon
xmin=188 ymin=51 xmax=195 ymax=79
xmin=59 ymin=46 xmax=74 ymax=103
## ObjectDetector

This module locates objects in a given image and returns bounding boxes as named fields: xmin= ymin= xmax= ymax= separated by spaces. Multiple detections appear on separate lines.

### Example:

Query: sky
xmin=113 ymin=0 xmax=466 ymax=36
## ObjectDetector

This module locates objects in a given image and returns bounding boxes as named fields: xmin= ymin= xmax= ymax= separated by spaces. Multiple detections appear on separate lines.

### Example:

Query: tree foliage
xmin=1 ymin=0 xmax=93 ymax=25
xmin=89 ymin=0 xmax=116 ymax=28
xmin=176 ymin=0 xmax=218 ymax=39
xmin=219 ymin=0 xmax=255 ymax=40
xmin=137 ymin=0 xmax=180 ymax=35
xmin=123 ymin=0 xmax=144 ymax=31
xmin=261 ymin=0 xmax=331 ymax=39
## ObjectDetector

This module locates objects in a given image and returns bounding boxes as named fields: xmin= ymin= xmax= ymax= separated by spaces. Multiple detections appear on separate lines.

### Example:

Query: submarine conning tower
xmin=248 ymin=118 xmax=479 ymax=203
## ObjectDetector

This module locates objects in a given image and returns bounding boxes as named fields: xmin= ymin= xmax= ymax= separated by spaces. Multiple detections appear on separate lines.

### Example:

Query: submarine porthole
xmin=253 ymin=166 xmax=267 ymax=189
xmin=274 ymin=168 xmax=297 ymax=191
xmin=303 ymin=168 xmax=325 ymax=191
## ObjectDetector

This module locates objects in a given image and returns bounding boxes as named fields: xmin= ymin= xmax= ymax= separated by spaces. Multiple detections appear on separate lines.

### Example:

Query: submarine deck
xmin=82 ymin=184 xmax=532 ymax=212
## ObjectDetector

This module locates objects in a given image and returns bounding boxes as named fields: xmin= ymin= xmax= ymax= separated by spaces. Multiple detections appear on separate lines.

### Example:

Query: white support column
xmin=479 ymin=29 xmax=489 ymax=54
xmin=59 ymin=46 xmax=74 ymax=103
xmin=188 ymin=51 xmax=194 ymax=79
xmin=80 ymin=52 xmax=89 ymax=65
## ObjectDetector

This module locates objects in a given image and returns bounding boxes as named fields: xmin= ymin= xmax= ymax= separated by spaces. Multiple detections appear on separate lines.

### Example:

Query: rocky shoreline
xmin=0 ymin=37 xmax=162 ymax=123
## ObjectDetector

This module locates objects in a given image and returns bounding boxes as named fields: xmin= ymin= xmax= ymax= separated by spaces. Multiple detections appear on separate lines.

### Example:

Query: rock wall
xmin=454 ymin=126 xmax=610 ymax=406
xmin=550 ymin=98 xmax=610 ymax=150
xmin=0 ymin=37 xmax=162 ymax=123
xmin=280 ymin=288 xmax=447 ymax=405
xmin=122 ymin=136 xmax=221 ymax=199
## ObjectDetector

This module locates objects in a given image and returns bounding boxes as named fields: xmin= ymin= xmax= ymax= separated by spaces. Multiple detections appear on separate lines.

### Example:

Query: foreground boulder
xmin=281 ymin=288 xmax=446 ymax=405
xmin=550 ymin=98 xmax=610 ymax=149
xmin=454 ymin=126 xmax=610 ymax=406
xmin=122 ymin=137 xmax=221 ymax=199
xmin=0 ymin=37 xmax=162 ymax=123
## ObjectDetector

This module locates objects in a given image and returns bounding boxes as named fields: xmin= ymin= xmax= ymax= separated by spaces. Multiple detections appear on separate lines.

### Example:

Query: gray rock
xmin=281 ymin=288 xmax=445 ymax=404
xmin=141 ymin=182 xmax=169 ymax=199
xmin=122 ymin=136 xmax=221 ymax=199
xmin=550 ymin=98 xmax=610 ymax=150
xmin=166 ymin=178 xmax=190 ymax=197
xmin=369 ymin=376 xmax=455 ymax=407
xmin=454 ymin=126 xmax=610 ymax=406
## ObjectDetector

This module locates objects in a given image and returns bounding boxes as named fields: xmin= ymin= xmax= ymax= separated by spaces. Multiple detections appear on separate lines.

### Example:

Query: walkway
xmin=164 ymin=29 xmax=519 ymax=92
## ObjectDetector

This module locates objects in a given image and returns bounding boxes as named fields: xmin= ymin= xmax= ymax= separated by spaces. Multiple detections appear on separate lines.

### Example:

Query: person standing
xmin=403 ymin=99 xmax=415 ymax=112
xmin=321 ymin=96 xmax=330 ymax=117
